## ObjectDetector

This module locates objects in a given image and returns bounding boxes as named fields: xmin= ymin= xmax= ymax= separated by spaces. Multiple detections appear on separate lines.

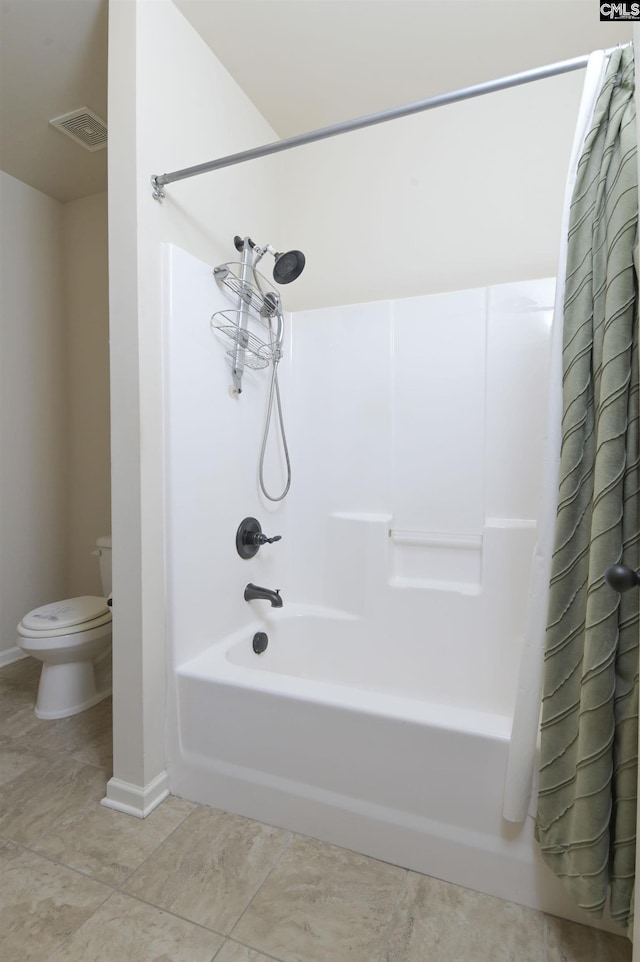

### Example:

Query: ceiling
xmin=0 ymin=0 xmax=633 ymax=204
xmin=0 ymin=0 xmax=108 ymax=203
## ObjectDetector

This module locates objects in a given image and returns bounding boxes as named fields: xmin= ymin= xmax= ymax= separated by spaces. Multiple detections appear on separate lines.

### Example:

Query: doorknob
xmin=604 ymin=565 xmax=640 ymax=592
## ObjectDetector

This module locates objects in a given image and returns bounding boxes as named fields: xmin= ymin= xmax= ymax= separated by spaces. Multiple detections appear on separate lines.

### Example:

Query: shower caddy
xmin=211 ymin=237 xmax=283 ymax=396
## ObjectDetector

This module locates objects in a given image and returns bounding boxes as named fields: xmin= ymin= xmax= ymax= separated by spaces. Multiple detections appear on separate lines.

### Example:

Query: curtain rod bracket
xmin=151 ymin=174 xmax=166 ymax=201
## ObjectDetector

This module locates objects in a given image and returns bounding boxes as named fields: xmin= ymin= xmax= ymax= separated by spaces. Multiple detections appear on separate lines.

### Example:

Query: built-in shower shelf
xmin=389 ymin=530 xmax=483 ymax=550
xmin=389 ymin=575 xmax=482 ymax=595
xmin=389 ymin=529 xmax=483 ymax=591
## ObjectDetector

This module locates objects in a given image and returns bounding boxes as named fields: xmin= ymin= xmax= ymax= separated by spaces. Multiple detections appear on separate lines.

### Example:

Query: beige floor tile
xmin=47 ymin=890 xmax=223 ymax=962
xmin=0 ymin=655 xmax=40 ymax=700
xmin=546 ymin=915 xmax=632 ymax=962
xmin=0 ymin=698 xmax=42 ymax=737
xmin=0 ymin=838 xmax=111 ymax=962
xmin=231 ymin=835 xmax=406 ymax=962
xmin=122 ymin=806 xmax=291 ymax=934
xmin=383 ymin=872 xmax=545 ymax=962
xmin=71 ymin=726 xmax=113 ymax=770
xmin=0 ymin=751 xmax=108 ymax=845
xmin=215 ymin=941 xmax=281 ymax=962
xmin=8 ymin=695 xmax=113 ymax=769
xmin=0 ymin=658 xmax=42 ymax=735
xmin=0 ymin=743 xmax=42 ymax=787
xmin=32 ymin=793 xmax=197 ymax=885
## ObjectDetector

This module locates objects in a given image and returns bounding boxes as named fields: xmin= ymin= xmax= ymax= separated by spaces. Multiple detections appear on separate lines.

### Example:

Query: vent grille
xmin=49 ymin=108 xmax=107 ymax=152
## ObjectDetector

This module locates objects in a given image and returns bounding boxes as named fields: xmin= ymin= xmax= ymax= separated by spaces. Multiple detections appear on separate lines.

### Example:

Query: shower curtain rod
xmin=150 ymin=49 xmax=616 ymax=199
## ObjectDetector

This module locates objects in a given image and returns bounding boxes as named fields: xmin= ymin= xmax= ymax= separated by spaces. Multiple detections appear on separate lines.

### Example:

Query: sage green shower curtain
xmin=537 ymin=45 xmax=639 ymax=933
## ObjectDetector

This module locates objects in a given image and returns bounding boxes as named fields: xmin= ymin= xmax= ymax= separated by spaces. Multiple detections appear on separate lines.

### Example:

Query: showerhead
xmin=272 ymin=249 xmax=306 ymax=285
xmin=232 ymin=236 xmax=306 ymax=285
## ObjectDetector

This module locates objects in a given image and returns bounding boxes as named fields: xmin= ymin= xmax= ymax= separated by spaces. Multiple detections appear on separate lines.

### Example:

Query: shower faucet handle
xmin=253 ymin=532 xmax=282 ymax=546
xmin=236 ymin=517 xmax=282 ymax=559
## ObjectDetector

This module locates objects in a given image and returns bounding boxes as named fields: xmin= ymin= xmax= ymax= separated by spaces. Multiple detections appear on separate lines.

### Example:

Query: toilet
xmin=17 ymin=536 xmax=112 ymax=719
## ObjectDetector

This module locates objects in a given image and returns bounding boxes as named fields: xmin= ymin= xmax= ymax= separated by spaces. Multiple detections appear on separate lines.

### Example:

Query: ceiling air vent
xmin=49 ymin=107 xmax=107 ymax=152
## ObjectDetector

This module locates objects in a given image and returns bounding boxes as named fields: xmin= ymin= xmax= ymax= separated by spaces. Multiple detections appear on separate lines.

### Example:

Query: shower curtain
xmin=503 ymin=50 xmax=609 ymax=825
xmin=535 ymin=45 xmax=639 ymax=932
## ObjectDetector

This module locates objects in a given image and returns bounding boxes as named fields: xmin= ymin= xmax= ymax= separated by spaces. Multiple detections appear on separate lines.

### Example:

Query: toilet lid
xmin=22 ymin=596 xmax=110 ymax=631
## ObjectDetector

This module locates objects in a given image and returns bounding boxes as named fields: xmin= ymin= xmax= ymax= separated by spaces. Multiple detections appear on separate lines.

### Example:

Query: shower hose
xmin=258 ymin=349 xmax=291 ymax=502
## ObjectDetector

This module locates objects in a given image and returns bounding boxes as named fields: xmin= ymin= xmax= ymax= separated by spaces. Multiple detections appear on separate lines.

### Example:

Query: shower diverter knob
xmin=236 ymin=517 xmax=282 ymax=559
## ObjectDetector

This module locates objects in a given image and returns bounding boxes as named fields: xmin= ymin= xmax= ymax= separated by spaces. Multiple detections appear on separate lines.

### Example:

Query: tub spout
xmin=244 ymin=583 xmax=283 ymax=607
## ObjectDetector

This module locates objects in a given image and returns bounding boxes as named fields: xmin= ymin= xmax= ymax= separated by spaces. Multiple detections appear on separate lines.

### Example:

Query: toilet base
xmin=35 ymin=660 xmax=111 ymax=719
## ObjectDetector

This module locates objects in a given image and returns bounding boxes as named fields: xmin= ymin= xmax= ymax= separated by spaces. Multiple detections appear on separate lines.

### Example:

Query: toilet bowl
xmin=17 ymin=537 xmax=112 ymax=719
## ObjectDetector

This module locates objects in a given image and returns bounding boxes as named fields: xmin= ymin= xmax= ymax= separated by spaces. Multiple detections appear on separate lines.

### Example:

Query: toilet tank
xmin=96 ymin=535 xmax=112 ymax=596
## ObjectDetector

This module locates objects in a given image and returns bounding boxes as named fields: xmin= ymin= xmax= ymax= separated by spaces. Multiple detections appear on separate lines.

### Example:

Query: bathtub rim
xmin=177 ymin=604 xmax=513 ymax=743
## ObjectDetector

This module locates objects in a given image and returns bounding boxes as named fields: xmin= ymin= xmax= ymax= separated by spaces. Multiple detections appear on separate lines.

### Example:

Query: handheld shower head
xmin=260 ymin=292 xmax=281 ymax=317
xmin=272 ymin=249 xmax=306 ymax=285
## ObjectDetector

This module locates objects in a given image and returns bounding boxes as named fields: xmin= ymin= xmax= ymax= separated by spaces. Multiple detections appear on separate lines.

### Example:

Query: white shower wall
xmin=165 ymin=244 xmax=291 ymax=669
xmin=166 ymin=241 xmax=554 ymax=719
xmin=283 ymin=276 xmax=555 ymax=716
xmin=287 ymin=277 xmax=553 ymax=580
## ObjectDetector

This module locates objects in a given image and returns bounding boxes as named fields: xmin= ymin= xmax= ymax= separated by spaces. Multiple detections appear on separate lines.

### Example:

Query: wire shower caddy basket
xmin=211 ymin=262 xmax=282 ymax=372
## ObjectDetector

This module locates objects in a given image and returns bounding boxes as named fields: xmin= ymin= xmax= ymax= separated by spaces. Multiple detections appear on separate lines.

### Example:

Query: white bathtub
xmin=170 ymin=604 xmax=615 ymax=931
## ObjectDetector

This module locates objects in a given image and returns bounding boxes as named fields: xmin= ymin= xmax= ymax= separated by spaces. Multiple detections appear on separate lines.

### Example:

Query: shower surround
xmin=164 ymin=244 xmax=616 ymax=930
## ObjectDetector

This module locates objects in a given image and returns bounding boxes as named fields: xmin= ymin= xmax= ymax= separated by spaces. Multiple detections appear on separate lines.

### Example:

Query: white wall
xmin=107 ymin=0 xmax=282 ymax=808
xmin=63 ymin=192 xmax=111 ymax=595
xmin=0 ymin=172 xmax=68 ymax=658
xmin=280 ymin=66 xmax=586 ymax=311
xmin=0 ymin=175 xmax=110 ymax=660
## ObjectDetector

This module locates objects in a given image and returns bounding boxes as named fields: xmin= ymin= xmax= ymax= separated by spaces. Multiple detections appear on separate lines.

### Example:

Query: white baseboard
xmin=0 ymin=646 xmax=29 ymax=669
xmin=101 ymin=770 xmax=170 ymax=818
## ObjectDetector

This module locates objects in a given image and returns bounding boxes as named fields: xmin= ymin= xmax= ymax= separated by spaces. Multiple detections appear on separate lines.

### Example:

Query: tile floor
xmin=0 ymin=656 xmax=633 ymax=962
